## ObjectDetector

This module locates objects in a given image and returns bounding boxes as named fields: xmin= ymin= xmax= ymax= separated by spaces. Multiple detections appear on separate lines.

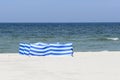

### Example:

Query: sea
xmin=0 ymin=23 xmax=120 ymax=53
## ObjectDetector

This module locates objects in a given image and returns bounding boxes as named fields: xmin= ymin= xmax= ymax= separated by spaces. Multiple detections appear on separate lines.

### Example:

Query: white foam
xmin=107 ymin=37 xmax=119 ymax=41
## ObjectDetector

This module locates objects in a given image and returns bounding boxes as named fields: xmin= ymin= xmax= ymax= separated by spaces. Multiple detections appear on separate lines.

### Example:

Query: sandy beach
xmin=0 ymin=52 xmax=120 ymax=80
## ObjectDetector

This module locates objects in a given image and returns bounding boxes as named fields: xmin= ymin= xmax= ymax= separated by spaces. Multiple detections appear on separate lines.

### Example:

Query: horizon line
xmin=0 ymin=22 xmax=120 ymax=23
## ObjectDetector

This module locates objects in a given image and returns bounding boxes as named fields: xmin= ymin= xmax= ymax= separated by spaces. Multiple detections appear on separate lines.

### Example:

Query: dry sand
xmin=0 ymin=51 xmax=120 ymax=80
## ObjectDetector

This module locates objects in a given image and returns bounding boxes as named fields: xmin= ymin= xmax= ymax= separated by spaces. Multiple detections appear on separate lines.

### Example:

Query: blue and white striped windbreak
xmin=19 ymin=42 xmax=73 ymax=56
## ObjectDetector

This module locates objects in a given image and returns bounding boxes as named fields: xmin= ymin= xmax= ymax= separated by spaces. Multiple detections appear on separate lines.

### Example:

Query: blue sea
xmin=0 ymin=23 xmax=120 ymax=53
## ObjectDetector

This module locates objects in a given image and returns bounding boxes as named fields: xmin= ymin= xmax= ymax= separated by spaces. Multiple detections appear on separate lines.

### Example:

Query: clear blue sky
xmin=0 ymin=0 xmax=120 ymax=22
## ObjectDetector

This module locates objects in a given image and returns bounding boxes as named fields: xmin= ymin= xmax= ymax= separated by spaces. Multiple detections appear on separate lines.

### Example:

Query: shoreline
xmin=0 ymin=51 xmax=120 ymax=55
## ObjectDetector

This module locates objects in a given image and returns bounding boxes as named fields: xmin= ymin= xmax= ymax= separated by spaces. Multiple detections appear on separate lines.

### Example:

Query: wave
xmin=95 ymin=37 xmax=119 ymax=41
xmin=106 ymin=37 xmax=119 ymax=41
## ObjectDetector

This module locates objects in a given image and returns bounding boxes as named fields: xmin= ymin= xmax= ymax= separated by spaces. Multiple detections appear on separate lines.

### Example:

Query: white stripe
xmin=49 ymin=43 xmax=72 ymax=46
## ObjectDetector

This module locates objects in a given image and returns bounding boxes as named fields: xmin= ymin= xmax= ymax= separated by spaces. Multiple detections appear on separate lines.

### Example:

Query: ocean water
xmin=0 ymin=23 xmax=120 ymax=53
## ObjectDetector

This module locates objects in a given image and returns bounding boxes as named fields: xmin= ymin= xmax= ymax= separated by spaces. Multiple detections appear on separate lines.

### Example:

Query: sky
xmin=0 ymin=0 xmax=120 ymax=22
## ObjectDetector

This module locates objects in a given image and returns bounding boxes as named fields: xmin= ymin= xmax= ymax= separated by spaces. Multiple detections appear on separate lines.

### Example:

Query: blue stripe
xmin=19 ymin=48 xmax=30 ymax=52
xmin=30 ymin=52 xmax=73 ymax=56
xmin=30 ymin=53 xmax=51 ymax=56
xmin=50 ymin=52 xmax=73 ymax=55
xmin=19 ymin=51 xmax=23 ymax=54
xmin=30 ymin=50 xmax=72 ymax=54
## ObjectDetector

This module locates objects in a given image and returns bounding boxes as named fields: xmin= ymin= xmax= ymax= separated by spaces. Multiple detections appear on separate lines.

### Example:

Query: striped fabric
xmin=19 ymin=42 xmax=73 ymax=56
xmin=19 ymin=43 xmax=30 ymax=55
